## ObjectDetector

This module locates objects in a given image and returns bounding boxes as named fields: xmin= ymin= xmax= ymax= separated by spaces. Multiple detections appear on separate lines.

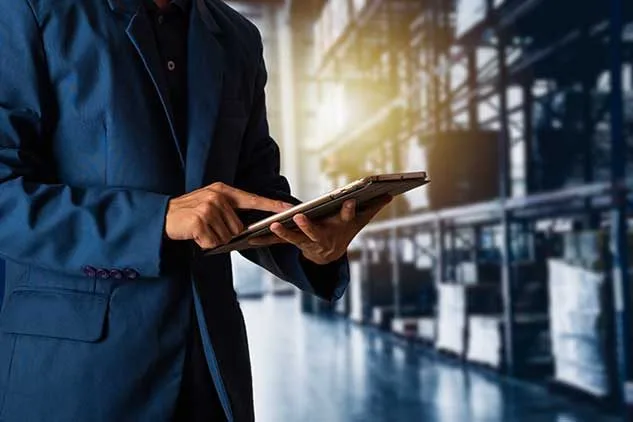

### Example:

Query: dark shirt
xmin=144 ymin=1 xmax=226 ymax=420
xmin=145 ymin=0 xmax=190 ymax=156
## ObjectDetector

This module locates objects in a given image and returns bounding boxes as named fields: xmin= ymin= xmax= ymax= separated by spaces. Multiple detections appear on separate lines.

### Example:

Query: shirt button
xmin=167 ymin=61 xmax=176 ymax=71
xmin=157 ymin=15 xmax=164 ymax=24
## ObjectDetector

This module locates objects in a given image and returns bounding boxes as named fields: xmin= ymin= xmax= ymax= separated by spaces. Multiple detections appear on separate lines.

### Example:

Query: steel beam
xmin=608 ymin=0 xmax=631 ymax=411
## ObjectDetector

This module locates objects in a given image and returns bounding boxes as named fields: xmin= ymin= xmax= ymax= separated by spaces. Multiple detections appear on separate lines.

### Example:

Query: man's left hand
xmin=248 ymin=196 xmax=393 ymax=265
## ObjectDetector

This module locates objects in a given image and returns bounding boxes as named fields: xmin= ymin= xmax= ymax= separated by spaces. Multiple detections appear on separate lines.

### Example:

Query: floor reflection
xmin=241 ymin=296 xmax=619 ymax=422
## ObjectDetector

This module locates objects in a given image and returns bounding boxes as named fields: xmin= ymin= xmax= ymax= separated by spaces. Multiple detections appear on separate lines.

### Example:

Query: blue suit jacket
xmin=0 ymin=0 xmax=349 ymax=421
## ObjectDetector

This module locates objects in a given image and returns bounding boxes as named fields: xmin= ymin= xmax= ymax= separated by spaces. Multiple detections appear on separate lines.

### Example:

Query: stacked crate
xmin=372 ymin=306 xmax=419 ymax=331
xmin=417 ymin=317 xmax=436 ymax=343
xmin=548 ymin=229 xmax=616 ymax=398
xmin=435 ymin=283 xmax=501 ymax=356
xmin=466 ymin=261 xmax=551 ymax=371
xmin=466 ymin=314 xmax=551 ymax=371
xmin=455 ymin=261 xmax=500 ymax=285
xmin=389 ymin=264 xmax=436 ymax=338
xmin=466 ymin=315 xmax=503 ymax=367
xmin=391 ymin=318 xmax=419 ymax=338
xmin=426 ymin=131 xmax=500 ymax=209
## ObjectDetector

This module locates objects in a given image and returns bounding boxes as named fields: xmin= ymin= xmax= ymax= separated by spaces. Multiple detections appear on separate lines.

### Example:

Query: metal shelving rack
xmin=299 ymin=0 xmax=633 ymax=413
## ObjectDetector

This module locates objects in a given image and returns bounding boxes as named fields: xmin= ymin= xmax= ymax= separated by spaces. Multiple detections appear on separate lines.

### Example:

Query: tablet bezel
xmin=204 ymin=171 xmax=428 ymax=255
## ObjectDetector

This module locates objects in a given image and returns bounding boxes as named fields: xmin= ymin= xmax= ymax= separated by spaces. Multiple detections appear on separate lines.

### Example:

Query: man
xmin=0 ymin=0 xmax=391 ymax=421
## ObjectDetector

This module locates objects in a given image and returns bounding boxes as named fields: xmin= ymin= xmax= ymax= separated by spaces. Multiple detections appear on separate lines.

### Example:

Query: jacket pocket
xmin=0 ymin=288 xmax=108 ymax=342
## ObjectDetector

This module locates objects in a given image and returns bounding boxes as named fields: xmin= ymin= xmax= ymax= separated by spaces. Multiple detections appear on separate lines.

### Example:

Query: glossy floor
xmin=241 ymin=296 xmax=620 ymax=422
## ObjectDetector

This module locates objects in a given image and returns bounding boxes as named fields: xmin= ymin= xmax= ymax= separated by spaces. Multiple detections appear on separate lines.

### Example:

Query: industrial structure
xmin=229 ymin=0 xmax=633 ymax=418
xmin=0 ymin=0 xmax=631 ymax=420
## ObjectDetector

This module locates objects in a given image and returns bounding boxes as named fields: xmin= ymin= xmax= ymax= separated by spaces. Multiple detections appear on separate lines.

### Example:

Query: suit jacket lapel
xmin=123 ymin=4 xmax=186 ymax=170
xmin=185 ymin=0 xmax=225 ymax=192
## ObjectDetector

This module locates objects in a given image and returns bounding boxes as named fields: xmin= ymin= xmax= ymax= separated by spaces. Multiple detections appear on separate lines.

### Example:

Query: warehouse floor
xmin=242 ymin=296 xmax=619 ymax=422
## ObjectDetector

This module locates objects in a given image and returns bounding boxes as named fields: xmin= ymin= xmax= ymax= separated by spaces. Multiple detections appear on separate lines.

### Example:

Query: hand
xmin=165 ymin=182 xmax=293 ymax=249
xmin=248 ymin=196 xmax=393 ymax=265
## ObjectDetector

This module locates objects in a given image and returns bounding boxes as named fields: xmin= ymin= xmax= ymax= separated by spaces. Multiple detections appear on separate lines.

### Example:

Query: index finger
xmin=213 ymin=184 xmax=293 ymax=213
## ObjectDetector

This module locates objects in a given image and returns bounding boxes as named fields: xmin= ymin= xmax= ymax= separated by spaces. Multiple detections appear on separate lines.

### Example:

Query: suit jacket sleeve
xmin=234 ymin=33 xmax=349 ymax=302
xmin=0 ymin=0 xmax=171 ymax=278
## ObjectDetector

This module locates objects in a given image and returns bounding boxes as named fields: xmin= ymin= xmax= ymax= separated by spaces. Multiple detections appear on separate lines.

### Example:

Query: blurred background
xmin=225 ymin=0 xmax=633 ymax=421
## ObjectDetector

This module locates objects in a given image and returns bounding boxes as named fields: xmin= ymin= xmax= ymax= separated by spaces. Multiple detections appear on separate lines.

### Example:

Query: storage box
xmin=548 ymin=259 xmax=606 ymax=313
xmin=436 ymin=283 xmax=501 ymax=357
xmin=371 ymin=306 xmax=419 ymax=330
xmin=437 ymin=283 xmax=502 ymax=314
xmin=550 ymin=311 xmax=606 ymax=339
xmin=417 ymin=317 xmax=436 ymax=341
xmin=426 ymin=131 xmax=500 ymax=209
xmin=456 ymin=262 xmax=501 ymax=284
xmin=435 ymin=318 xmax=467 ymax=356
xmin=555 ymin=359 xmax=611 ymax=397
xmin=552 ymin=336 xmax=608 ymax=371
xmin=563 ymin=231 xmax=608 ymax=270
xmin=467 ymin=316 xmax=503 ymax=367
xmin=391 ymin=318 xmax=418 ymax=338
xmin=467 ymin=314 xmax=550 ymax=369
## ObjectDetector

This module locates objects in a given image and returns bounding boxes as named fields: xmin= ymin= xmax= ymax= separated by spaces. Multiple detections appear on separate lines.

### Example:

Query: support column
xmin=522 ymin=80 xmax=533 ymax=194
xmin=497 ymin=35 xmax=516 ymax=375
xmin=435 ymin=220 xmax=446 ymax=285
xmin=467 ymin=48 xmax=478 ymax=130
xmin=608 ymin=0 xmax=631 ymax=410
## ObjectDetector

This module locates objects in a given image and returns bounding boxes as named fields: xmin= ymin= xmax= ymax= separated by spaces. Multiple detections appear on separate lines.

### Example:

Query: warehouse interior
xmin=0 ymin=0 xmax=631 ymax=420
xmin=226 ymin=0 xmax=633 ymax=420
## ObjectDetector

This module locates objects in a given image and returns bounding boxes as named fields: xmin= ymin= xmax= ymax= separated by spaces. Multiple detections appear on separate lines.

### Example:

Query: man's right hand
xmin=164 ymin=182 xmax=293 ymax=249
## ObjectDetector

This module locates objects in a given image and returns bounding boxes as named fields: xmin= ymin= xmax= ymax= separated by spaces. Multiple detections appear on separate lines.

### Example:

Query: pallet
xmin=547 ymin=378 xmax=618 ymax=413
xmin=435 ymin=347 xmax=466 ymax=360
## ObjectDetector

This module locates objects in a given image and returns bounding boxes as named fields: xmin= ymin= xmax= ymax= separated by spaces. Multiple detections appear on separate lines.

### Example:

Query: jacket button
xmin=123 ymin=268 xmax=140 ymax=280
xmin=96 ymin=268 xmax=110 ymax=279
xmin=83 ymin=266 xmax=97 ymax=277
xmin=109 ymin=269 xmax=124 ymax=280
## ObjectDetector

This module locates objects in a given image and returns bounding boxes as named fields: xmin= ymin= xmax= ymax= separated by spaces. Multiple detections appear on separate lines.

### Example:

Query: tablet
xmin=204 ymin=171 xmax=429 ymax=255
